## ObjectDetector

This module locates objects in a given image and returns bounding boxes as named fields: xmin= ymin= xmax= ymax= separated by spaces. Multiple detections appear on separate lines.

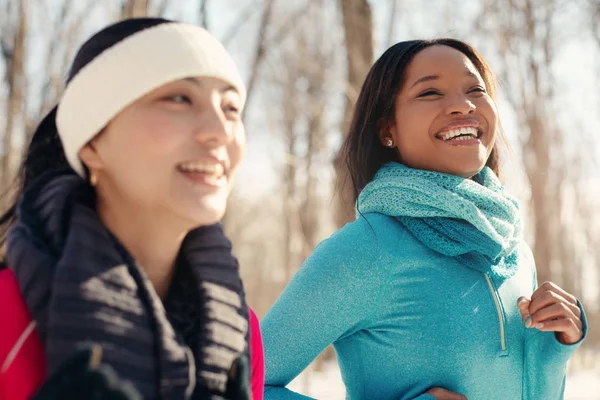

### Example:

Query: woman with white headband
xmin=0 ymin=18 xmax=264 ymax=400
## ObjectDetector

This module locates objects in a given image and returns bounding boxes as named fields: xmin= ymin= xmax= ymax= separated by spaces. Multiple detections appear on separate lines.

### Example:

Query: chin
xmin=178 ymin=202 xmax=226 ymax=228
xmin=195 ymin=208 xmax=225 ymax=226
xmin=440 ymin=163 xmax=486 ymax=179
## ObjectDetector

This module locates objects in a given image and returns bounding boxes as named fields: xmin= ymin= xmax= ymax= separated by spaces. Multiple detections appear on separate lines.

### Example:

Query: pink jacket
xmin=0 ymin=268 xmax=264 ymax=400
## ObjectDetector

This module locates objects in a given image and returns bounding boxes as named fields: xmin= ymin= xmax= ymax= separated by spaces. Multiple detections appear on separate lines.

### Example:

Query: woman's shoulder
xmin=316 ymin=213 xmax=383 ymax=256
xmin=322 ymin=211 xmax=418 ymax=246
xmin=308 ymin=212 xmax=416 ymax=270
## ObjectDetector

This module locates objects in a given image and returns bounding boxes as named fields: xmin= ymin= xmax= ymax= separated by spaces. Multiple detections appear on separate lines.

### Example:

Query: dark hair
xmin=339 ymin=38 xmax=508 ymax=204
xmin=0 ymin=18 xmax=173 ymax=255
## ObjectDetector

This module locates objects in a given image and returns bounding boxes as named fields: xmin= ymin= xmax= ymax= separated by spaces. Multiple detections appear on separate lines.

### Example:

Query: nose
xmin=194 ymin=104 xmax=232 ymax=146
xmin=446 ymin=93 xmax=476 ymax=115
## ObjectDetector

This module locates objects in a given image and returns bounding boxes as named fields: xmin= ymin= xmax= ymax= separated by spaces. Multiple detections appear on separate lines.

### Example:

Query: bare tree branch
xmin=199 ymin=0 xmax=209 ymax=30
xmin=121 ymin=0 xmax=149 ymax=18
xmin=241 ymin=0 xmax=275 ymax=119
xmin=334 ymin=0 xmax=374 ymax=227
xmin=385 ymin=0 xmax=398 ymax=48
xmin=152 ymin=0 xmax=170 ymax=16
xmin=1 ymin=0 xmax=27 ymax=191
xmin=220 ymin=1 xmax=259 ymax=46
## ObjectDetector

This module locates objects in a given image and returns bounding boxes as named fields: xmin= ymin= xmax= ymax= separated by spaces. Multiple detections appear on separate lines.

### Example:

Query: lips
xmin=176 ymin=158 xmax=228 ymax=188
xmin=178 ymin=161 xmax=225 ymax=176
xmin=435 ymin=119 xmax=483 ymax=142
xmin=440 ymin=127 xmax=481 ymax=141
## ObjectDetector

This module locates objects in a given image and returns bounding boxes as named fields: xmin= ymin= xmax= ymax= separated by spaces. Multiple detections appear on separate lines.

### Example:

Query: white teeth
xmin=441 ymin=127 xmax=479 ymax=141
xmin=178 ymin=162 xmax=224 ymax=176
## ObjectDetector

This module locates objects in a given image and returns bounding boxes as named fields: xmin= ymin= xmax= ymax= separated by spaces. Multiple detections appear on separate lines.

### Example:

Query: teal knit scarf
xmin=357 ymin=162 xmax=523 ymax=280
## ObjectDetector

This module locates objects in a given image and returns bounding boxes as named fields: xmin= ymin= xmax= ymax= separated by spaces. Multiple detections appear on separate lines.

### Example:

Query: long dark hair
xmin=0 ymin=18 xmax=172 ymax=256
xmin=339 ymin=38 xmax=507 ymax=204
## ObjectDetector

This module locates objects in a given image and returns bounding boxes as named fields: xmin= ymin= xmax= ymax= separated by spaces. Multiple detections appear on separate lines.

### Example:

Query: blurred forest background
xmin=1 ymin=0 xmax=599 ymax=397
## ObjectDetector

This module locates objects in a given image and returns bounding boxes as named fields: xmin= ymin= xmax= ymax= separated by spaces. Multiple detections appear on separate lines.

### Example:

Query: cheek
xmin=228 ymin=125 xmax=246 ymax=171
xmin=99 ymin=114 xmax=186 ymax=187
xmin=137 ymin=114 xmax=189 ymax=150
xmin=480 ymin=99 xmax=499 ymax=146
xmin=394 ymin=105 xmax=436 ymax=145
xmin=122 ymin=113 xmax=189 ymax=164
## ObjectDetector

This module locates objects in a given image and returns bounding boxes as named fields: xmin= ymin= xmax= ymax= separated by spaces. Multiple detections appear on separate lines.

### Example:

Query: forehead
xmin=405 ymin=45 xmax=483 ymax=82
xmin=182 ymin=76 xmax=239 ymax=94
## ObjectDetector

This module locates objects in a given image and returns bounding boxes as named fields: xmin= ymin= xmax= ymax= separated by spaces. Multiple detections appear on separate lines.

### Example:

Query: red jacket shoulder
xmin=0 ymin=268 xmax=46 ymax=400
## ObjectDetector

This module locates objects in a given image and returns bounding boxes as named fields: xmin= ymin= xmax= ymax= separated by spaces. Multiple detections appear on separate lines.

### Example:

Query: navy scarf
xmin=6 ymin=171 xmax=249 ymax=399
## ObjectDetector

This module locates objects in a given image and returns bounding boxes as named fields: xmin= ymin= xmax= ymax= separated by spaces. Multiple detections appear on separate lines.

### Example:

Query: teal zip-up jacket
xmin=261 ymin=213 xmax=587 ymax=400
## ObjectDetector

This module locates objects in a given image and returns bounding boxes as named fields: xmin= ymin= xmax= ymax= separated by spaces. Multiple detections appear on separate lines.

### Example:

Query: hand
xmin=426 ymin=387 xmax=468 ymax=399
xmin=225 ymin=355 xmax=251 ymax=400
xmin=32 ymin=344 xmax=141 ymax=400
xmin=517 ymin=281 xmax=584 ymax=345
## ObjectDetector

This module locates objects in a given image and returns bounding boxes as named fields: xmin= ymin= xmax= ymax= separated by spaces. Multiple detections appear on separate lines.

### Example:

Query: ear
xmin=78 ymin=139 xmax=105 ymax=172
xmin=377 ymin=121 xmax=395 ymax=147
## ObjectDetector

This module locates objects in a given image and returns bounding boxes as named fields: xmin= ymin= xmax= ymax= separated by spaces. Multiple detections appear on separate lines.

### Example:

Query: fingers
xmin=536 ymin=318 xmax=584 ymax=344
xmin=529 ymin=290 xmax=580 ymax=319
xmin=531 ymin=281 xmax=578 ymax=305
xmin=529 ymin=303 xmax=582 ymax=329
xmin=517 ymin=281 xmax=584 ymax=344
xmin=517 ymin=296 xmax=531 ymax=323
xmin=535 ymin=317 xmax=581 ymax=333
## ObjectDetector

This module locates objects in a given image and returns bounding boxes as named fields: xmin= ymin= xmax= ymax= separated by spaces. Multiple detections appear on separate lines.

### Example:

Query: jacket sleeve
xmin=522 ymin=268 xmax=588 ymax=399
xmin=261 ymin=217 xmax=394 ymax=400
xmin=0 ymin=268 xmax=47 ymax=400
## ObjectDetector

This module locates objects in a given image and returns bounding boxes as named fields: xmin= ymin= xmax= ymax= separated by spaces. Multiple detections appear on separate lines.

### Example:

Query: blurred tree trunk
xmin=334 ymin=0 xmax=373 ymax=227
xmin=242 ymin=0 xmax=275 ymax=120
xmin=198 ymin=0 xmax=209 ymax=29
xmin=385 ymin=0 xmax=399 ymax=48
xmin=282 ymin=68 xmax=299 ymax=282
xmin=222 ymin=0 xmax=275 ymax=232
xmin=121 ymin=0 xmax=149 ymax=18
xmin=299 ymin=71 xmax=326 ymax=261
xmin=592 ymin=0 xmax=600 ymax=48
xmin=1 ymin=0 xmax=27 ymax=194
xmin=36 ymin=0 xmax=83 ymax=137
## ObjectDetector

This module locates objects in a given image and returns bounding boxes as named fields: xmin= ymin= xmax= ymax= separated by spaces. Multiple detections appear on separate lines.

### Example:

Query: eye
xmin=223 ymin=103 xmax=241 ymax=118
xmin=469 ymin=86 xmax=487 ymax=94
xmin=417 ymin=90 xmax=442 ymax=98
xmin=164 ymin=94 xmax=192 ymax=104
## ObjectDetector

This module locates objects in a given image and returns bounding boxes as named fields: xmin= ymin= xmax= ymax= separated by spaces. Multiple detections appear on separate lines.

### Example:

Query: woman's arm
xmin=519 ymin=271 xmax=588 ymax=400
xmin=261 ymin=216 xmax=463 ymax=400
xmin=261 ymin=217 xmax=386 ymax=399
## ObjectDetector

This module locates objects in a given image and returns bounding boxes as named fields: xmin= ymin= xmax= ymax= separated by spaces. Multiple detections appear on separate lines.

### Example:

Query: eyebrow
xmin=183 ymin=77 xmax=238 ymax=94
xmin=409 ymin=71 xmax=480 ymax=89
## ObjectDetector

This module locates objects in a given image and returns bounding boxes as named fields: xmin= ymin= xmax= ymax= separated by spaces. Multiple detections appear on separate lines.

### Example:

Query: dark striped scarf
xmin=6 ymin=171 xmax=250 ymax=399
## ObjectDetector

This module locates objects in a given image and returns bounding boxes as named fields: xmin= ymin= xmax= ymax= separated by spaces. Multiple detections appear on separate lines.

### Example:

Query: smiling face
xmin=79 ymin=76 xmax=245 ymax=228
xmin=381 ymin=45 xmax=498 ymax=178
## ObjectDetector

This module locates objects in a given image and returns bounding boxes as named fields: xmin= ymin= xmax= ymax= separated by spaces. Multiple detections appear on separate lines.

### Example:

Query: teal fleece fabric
xmin=261 ymin=164 xmax=587 ymax=400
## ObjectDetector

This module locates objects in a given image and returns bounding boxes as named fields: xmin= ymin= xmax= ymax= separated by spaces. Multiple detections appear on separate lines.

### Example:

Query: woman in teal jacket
xmin=260 ymin=39 xmax=587 ymax=400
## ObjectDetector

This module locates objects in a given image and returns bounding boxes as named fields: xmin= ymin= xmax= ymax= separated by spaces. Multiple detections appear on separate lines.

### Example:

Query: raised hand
xmin=517 ymin=281 xmax=584 ymax=345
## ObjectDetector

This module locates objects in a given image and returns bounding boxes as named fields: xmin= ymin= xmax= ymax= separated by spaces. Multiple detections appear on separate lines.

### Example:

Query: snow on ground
xmin=565 ymin=369 xmax=600 ymax=400
xmin=286 ymin=361 xmax=600 ymax=399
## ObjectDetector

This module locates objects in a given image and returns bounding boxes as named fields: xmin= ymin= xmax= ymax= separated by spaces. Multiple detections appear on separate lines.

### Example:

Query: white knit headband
xmin=56 ymin=23 xmax=246 ymax=177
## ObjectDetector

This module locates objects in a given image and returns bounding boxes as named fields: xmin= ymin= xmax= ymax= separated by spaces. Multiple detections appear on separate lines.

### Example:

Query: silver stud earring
xmin=386 ymin=138 xmax=394 ymax=147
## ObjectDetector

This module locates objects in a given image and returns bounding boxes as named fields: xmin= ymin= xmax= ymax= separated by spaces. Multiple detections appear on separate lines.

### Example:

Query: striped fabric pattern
xmin=6 ymin=171 xmax=249 ymax=399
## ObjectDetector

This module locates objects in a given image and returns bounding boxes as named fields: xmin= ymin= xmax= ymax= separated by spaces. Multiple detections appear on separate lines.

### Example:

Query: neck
xmin=96 ymin=195 xmax=188 ymax=299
